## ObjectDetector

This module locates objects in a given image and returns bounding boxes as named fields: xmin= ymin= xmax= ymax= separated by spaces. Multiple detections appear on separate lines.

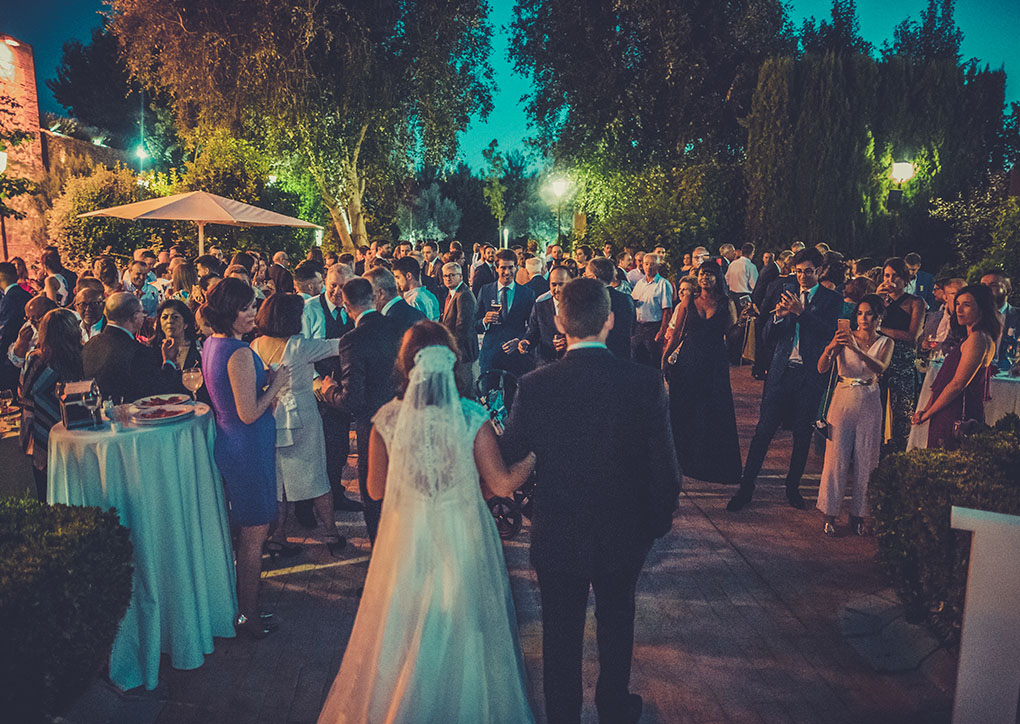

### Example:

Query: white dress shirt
xmin=631 ymin=274 xmax=674 ymax=323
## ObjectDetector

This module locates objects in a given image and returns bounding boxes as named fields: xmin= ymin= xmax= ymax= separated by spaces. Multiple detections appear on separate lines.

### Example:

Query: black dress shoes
xmin=726 ymin=489 xmax=753 ymax=512
xmin=786 ymin=488 xmax=807 ymax=510
xmin=333 ymin=493 xmax=364 ymax=513
xmin=597 ymin=693 xmax=643 ymax=724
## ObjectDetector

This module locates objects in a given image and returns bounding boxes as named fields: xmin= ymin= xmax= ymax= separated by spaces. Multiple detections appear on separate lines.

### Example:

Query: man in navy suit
xmin=476 ymin=249 xmax=536 ymax=405
xmin=500 ymin=278 xmax=680 ymax=724
xmin=728 ymin=248 xmax=841 ymax=512
xmin=0 ymin=262 xmax=32 ymax=392
xmin=904 ymin=252 xmax=936 ymax=309
xmin=364 ymin=266 xmax=425 ymax=337
xmin=515 ymin=265 xmax=571 ymax=366
xmin=586 ymin=257 xmax=636 ymax=359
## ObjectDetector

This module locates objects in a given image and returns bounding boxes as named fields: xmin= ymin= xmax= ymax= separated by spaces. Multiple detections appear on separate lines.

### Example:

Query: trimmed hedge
xmin=0 ymin=498 xmax=133 ymax=722
xmin=871 ymin=415 xmax=1020 ymax=648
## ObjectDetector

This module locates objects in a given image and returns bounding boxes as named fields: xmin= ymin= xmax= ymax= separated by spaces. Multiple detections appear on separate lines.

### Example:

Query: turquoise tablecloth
xmin=48 ymin=404 xmax=237 ymax=691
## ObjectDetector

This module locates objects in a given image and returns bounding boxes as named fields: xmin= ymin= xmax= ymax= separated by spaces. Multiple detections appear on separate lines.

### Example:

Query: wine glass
xmin=182 ymin=367 xmax=204 ymax=402
xmin=82 ymin=388 xmax=101 ymax=428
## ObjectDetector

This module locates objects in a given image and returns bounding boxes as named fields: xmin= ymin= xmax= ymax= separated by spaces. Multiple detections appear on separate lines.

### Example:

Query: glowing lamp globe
xmin=890 ymin=162 xmax=915 ymax=185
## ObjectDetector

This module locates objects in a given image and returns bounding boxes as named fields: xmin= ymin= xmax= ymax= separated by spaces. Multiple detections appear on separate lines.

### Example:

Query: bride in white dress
xmin=317 ymin=323 xmax=537 ymax=724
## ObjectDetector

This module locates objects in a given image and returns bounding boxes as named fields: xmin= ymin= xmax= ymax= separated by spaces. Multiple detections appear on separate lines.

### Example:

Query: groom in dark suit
xmin=501 ymin=278 xmax=681 ymax=724
xmin=727 ymin=247 xmax=841 ymax=512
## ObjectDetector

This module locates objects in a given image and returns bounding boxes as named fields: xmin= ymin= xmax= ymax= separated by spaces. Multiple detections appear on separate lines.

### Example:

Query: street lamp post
xmin=888 ymin=161 xmax=915 ymax=255
xmin=550 ymin=178 xmax=569 ymax=243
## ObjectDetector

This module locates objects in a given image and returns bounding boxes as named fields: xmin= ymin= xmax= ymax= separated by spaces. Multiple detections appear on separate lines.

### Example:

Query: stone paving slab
xmin=62 ymin=365 xmax=956 ymax=723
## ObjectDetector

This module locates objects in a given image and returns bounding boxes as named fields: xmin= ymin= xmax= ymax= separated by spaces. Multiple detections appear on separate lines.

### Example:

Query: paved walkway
xmin=70 ymin=366 xmax=956 ymax=724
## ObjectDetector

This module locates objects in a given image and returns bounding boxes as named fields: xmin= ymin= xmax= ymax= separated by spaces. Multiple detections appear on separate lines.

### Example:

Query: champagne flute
xmin=490 ymin=300 xmax=502 ymax=324
xmin=182 ymin=367 xmax=204 ymax=403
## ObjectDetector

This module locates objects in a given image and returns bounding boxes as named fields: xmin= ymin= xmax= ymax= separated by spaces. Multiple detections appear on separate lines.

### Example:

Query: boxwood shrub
xmin=0 ymin=498 xmax=133 ymax=722
xmin=870 ymin=415 xmax=1020 ymax=648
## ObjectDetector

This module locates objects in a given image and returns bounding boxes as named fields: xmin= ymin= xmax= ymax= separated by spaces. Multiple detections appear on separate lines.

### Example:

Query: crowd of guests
xmin=0 ymin=237 xmax=1013 ymax=627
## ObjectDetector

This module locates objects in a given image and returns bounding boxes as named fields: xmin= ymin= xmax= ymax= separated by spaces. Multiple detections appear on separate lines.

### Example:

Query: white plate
xmin=134 ymin=393 xmax=192 ymax=408
xmin=130 ymin=404 xmax=195 ymax=425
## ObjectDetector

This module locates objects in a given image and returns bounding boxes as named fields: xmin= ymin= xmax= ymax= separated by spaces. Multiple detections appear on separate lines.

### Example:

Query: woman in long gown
xmin=816 ymin=295 xmax=894 ymax=536
xmin=913 ymin=285 xmax=998 ymax=450
xmin=877 ymin=258 xmax=925 ymax=451
xmin=662 ymin=262 xmax=742 ymax=486
xmin=318 ymin=322 xmax=537 ymax=724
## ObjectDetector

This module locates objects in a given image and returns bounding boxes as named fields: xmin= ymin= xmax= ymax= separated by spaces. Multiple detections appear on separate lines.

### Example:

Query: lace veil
xmin=387 ymin=345 xmax=474 ymax=500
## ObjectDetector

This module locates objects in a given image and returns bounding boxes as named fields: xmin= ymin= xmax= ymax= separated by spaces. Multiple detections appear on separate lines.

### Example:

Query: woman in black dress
xmin=877 ymin=257 xmax=925 ymax=451
xmin=662 ymin=261 xmax=742 ymax=485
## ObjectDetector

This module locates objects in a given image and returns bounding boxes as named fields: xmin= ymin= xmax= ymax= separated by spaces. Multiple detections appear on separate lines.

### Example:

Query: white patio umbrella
xmin=77 ymin=190 xmax=322 ymax=256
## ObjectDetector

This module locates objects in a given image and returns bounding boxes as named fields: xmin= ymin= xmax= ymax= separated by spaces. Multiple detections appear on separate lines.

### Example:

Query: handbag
xmin=952 ymin=383 xmax=985 ymax=440
xmin=664 ymin=304 xmax=689 ymax=368
xmin=814 ymin=362 xmax=838 ymax=440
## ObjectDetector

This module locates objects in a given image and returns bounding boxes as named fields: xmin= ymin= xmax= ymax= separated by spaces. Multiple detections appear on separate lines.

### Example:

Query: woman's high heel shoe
xmin=235 ymin=613 xmax=278 ymax=640
xmin=823 ymin=520 xmax=837 ymax=537
xmin=325 ymin=535 xmax=347 ymax=556
xmin=263 ymin=540 xmax=302 ymax=560
xmin=850 ymin=517 xmax=868 ymax=536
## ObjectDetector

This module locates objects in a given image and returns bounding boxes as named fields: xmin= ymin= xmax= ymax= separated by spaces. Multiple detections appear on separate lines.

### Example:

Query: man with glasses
xmin=440 ymin=262 xmax=479 ymax=387
xmin=728 ymin=248 xmax=841 ymax=512
xmin=73 ymin=288 xmax=105 ymax=342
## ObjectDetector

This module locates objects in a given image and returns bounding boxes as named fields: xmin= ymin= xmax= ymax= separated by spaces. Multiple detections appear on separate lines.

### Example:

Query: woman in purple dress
xmin=201 ymin=278 xmax=290 ymax=638
xmin=912 ymin=285 xmax=998 ymax=450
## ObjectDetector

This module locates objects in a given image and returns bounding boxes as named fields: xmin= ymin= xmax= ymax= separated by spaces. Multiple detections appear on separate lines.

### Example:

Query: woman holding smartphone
xmin=816 ymin=295 xmax=894 ymax=536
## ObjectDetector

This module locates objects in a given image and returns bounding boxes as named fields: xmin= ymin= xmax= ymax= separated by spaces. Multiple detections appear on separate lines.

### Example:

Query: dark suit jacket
xmin=607 ymin=287 xmax=636 ymax=360
xmin=82 ymin=326 xmax=176 ymax=403
xmin=440 ymin=284 xmax=478 ymax=363
xmin=321 ymin=311 xmax=401 ymax=424
xmin=268 ymin=264 xmax=294 ymax=294
xmin=313 ymin=293 xmax=354 ymax=379
xmin=470 ymin=263 xmax=496 ymax=299
xmin=525 ymin=275 xmax=549 ymax=297
xmin=522 ymin=297 xmax=561 ymax=366
xmin=501 ymin=347 xmax=681 ymax=574
xmin=382 ymin=297 xmax=426 ymax=337
xmin=475 ymin=282 xmax=536 ymax=374
xmin=762 ymin=284 xmax=841 ymax=396
xmin=997 ymin=303 xmax=1020 ymax=361
xmin=751 ymin=262 xmax=781 ymax=312
xmin=0 ymin=284 xmax=31 ymax=390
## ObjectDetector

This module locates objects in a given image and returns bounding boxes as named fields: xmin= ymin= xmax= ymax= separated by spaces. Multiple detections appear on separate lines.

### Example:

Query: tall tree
xmin=481 ymin=140 xmax=507 ymax=239
xmin=111 ymin=0 xmax=494 ymax=249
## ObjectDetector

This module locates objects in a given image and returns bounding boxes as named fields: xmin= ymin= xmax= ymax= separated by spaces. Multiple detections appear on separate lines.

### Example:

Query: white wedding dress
xmin=317 ymin=346 xmax=535 ymax=724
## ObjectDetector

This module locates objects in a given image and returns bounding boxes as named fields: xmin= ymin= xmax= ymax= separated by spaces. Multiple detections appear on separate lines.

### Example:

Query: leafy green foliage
xmin=396 ymin=183 xmax=462 ymax=241
xmin=482 ymin=140 xmax=507 ymax=231
xmin=870 ymin=427 xmax=1020 ymax=647
xmin=0 ymin=94 xmax=38 ymax=222
xmin=0 ymin=498 xmax=133 ymax=722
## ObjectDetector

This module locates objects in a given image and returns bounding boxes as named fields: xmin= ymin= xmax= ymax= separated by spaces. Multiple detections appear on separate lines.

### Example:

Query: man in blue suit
xmin=904 ymin=252 xmax=936 ymax=310
xmin=516 ymin=265 xmax=571 ymax=366
xmin=476 ymin=249 xmax=536 ymax=406
xmin=728 ymin=248 xmax=841 ymax=512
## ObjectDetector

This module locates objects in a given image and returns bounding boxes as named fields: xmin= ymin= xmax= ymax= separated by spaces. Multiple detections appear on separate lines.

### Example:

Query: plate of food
xmin=130 ymin=404 xmax=195 ymax=425
xmin=134 ymin=393 xmax=192 ymax=407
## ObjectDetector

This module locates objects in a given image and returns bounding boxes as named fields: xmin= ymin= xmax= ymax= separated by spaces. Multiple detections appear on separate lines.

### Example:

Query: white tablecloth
xmin=907 ymin=362 xmax=1020 ymax=450
xmin=48 ymin=404 xmax=237 ymax=691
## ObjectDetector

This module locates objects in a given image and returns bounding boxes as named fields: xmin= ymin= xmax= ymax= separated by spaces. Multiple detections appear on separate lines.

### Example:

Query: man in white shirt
xmin=629 ymin=253 xmax=673 ymax=367
xmin=725 ymin=243 xmax=759 ymax=318
xmin=625 ymin=250 xmax=645 ymax=286
xmin=73 ymin=288 xmax=105 ymax=343
xmin=127 ymin=260 xmax=161 ymax=318
xmin=392 ymin=256 xmax=440 ymax=321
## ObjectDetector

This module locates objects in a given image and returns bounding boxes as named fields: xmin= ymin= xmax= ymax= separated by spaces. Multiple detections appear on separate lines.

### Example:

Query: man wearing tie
xmin=727 ymin=248 xmax=841 ymax=512
xmin=302 ymin=264 xmax=363 ymax=516
xmin=476 ymin=249 xmax=536 ymax=407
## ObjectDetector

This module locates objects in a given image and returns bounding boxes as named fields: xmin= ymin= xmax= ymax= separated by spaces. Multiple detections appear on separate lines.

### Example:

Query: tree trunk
xmin=346 ymin=188 xmax=367 ymax=250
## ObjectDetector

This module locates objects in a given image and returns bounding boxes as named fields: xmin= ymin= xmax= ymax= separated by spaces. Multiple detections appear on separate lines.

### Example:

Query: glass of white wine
xmin=182 ymin=367 xmax=204 ymax=403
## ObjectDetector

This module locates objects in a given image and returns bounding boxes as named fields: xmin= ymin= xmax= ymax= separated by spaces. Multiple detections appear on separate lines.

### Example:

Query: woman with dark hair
xmin=317 ymin=320 xmax=536 ymax=723
xmin=19 ymin=309 xmax=84 ymax=500
xmin=201 ymin=277 xmax=290 ymax=638
xmin=251 ymin=293 xmax=345 ymax=554
xmin=97 ymin=257 xmax=123 ymax=297
xmin=661 ymin=261 xmax=742 ymax=486
xmin=877 ymin=257 xmax=925 ymax=451
xmin=153 ymin=299 xmax=202 ymax=371
xmin=816 ymin=295 xmax=893 ymax=536
xmin=913 ymin=284 xmax=998 ymax=449
xmin=40 ymin=249 xmax=70 ymax=306
xmin=10 ymin=257 xmax=36 ymax=293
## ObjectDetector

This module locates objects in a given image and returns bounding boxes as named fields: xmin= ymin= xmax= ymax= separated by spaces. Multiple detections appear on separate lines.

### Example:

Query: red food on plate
xmin=136 ymin=408 xmax=181 ymax=419
xmin=137 ymin=395 xmax=189 ymax=407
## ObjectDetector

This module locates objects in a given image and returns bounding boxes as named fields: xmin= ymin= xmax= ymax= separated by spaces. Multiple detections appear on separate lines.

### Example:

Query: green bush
xmin=870 ymin=424 xmax=1020 ymax=647
xmin=0 ymin=498 xmax=133 ymax=723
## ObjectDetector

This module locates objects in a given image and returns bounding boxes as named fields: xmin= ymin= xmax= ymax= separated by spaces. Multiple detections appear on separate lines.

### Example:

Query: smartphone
xmin=838 ymin=318 xmax=851 ymax=333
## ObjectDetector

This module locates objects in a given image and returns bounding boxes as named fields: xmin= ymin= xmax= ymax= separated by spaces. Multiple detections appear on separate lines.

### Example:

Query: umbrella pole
xmin=198 ymin=222 xmax=205 ymax=257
